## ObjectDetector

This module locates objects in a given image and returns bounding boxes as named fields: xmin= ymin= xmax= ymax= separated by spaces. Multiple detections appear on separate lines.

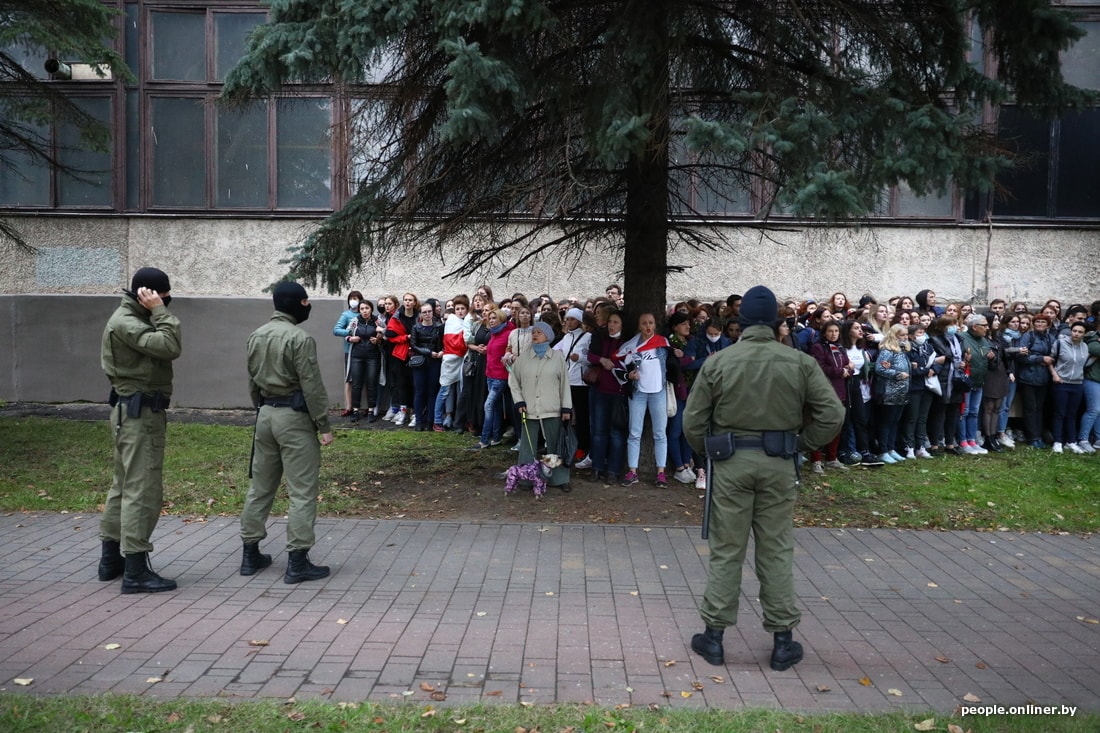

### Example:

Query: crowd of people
xmin=333 ymin=284 xmax=1100 ymax=489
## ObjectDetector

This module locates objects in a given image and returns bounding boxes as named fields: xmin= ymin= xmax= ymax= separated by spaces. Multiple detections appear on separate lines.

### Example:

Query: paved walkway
xmin=0 ymin=513 xmax=1097 ymax=713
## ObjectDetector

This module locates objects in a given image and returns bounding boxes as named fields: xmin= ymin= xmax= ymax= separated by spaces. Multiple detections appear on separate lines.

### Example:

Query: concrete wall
xmin=3 ymin=214 xmax=1099 ymax=305
xmin=0 ymin=294 xmax=352 ymax=409
xmin=2 ymin=214 xmax=1099 ymax=407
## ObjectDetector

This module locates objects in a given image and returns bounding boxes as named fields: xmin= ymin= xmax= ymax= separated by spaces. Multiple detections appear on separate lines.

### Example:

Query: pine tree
xmin=1 ymin=0 xmax=130 ymax=248
xmin=222 ymin=0 xmax=1092 ymax=314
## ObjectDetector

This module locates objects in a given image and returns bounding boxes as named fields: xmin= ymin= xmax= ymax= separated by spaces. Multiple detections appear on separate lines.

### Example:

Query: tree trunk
xmin=621 ymin=5 xmax=670 ymax=323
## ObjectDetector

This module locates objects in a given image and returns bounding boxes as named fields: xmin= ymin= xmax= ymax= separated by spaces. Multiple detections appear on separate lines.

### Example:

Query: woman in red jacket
xmin=471 ymin=307 xmax=515 ymax=450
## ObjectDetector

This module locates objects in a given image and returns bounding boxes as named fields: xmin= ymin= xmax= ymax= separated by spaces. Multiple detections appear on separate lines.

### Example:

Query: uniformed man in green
xmin=240 ymin=281 xmax=335 ymax=583
xmin=683 ymin=285 xmax=844 ymax=670
xmin=99 ymin=267 xmax=182 ymax=594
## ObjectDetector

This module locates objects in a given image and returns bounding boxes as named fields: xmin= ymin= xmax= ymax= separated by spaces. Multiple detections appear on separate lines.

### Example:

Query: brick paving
xmin=0 ymin=512 xmax=1097 ymax=713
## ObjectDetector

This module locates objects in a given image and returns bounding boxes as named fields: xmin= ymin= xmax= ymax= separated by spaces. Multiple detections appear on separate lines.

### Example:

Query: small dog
xmin=504 ymin=454 xmax=562 ymax=498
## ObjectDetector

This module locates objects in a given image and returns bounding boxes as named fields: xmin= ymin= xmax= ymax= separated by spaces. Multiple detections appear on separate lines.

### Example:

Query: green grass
xmin=0 ymin=695 xmax=1095 ymax=733
xmin=0 ymin=417 xmax=513 ymax=518
xmin=0 ymin=416 xmax=1097 ymax=533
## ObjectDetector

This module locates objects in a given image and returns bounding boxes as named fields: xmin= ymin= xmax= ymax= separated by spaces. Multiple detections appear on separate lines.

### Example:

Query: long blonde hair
xmin=880 ymin=323 xmax=910 ymax=352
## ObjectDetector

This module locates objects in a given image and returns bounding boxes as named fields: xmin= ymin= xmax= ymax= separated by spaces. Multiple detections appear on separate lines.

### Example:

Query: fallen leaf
xmin=13 ymin=678 xmax=33 ymax=686
xmin=166 ymin=712 xmax=181 ymax=724
xmin=147 ymin=676 xmax=163 ymax=684
xmin=975 ymin=661 xmax=987 ymax=669
xmin=709 ymin=675 xmax=725 ymax=684
xmin=935 ymin=655 xmax=951 ymax=664
xmin=947 ymin=725 xmax=966 ymax=733
xmin=336 ymin=619 xmax=348 ymax=625
xmin=679 ymin=691 xmax=693 ymax=698
xmin=816 ymin=684 xmax=831 ymax=692
xmin=476 ymin=612 xmax=487 ymax=617
xmin=207 ymin=714 xmax=223 ymax=724
xmin=1076 ymin=616 xmax=1100 ymax=625
xmin=286 ymin=711 xmax=306 ymax=721
xmin=452 ymin=718 xmax=467 ymax=725
xmin=625 ymin=686 xmax=634 ymax=692
xmin=914 ymin=719 xmax=936 ymax=732
xmin=421 ymin=709 xmax=437 ymax=718
xmin=629 ymin=591 xmax=639 ymax=596
xmin=927 ymin=582 xmax=939 ymax=588
xmin=420 ymin=682 xmax=436 ymax=692
xmin=336 ymin=702 xmax=359 ymax=710
xmin=663 ymin=659 xmax=676 ymax=667
xmin=545 ymin=591 xmax=554 ymax=596
xmin=372 ymin=717 xmax=385 ymax=724
xmin=401 ymin=690 xmax=414 ymax=697
xmin=520 ymin=701 xmax=534 ymax=707
xmin=691 ymin=680 xmax=704 ymax=690
xmin=962 ymin=693 xmax=981 ymax=703
xmin=659 ymin=565 xmax=668 ymax=569
xmin=485 ymin=690 xmax=503 ymax=697
xmin=887 ymin=688 xmax=903 ymax=696
xmin=430 ymin=691 xmax=446 ymax=701
xmin=859 ymin=677 xmax=873 ymax=686
xmin=248 ymin=640 xmax=269 ymax=647
xmin=104 ymin=643 xmax=121 ymax=650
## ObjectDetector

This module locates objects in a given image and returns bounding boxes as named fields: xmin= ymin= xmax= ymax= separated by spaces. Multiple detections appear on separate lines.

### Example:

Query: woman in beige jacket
xmin=509 ymin=321 xmax=573 ymax=490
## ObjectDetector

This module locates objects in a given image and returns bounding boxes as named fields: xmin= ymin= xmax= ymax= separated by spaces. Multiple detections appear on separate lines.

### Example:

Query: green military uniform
xmin=241 ymin=310 xmax=331 ymax=551
xmin=100 ymin=292 xmax=182 ymax=555
xmin=683 ymin=313 xmax=844 ymax=646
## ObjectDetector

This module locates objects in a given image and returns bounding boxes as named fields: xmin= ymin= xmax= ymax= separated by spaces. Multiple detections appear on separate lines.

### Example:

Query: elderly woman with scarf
xmin=957 ymin=313 xmax=994 ymax=454
xmin=510 ymin=321 xmax=573 ymax=491
xmin=619 ymin=312 xmax=676 ymax=488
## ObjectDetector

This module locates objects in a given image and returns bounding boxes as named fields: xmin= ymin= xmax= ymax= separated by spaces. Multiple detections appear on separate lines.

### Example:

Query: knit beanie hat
xmin=738 ymin=285 xmax=779 ymax=328
xmin=131 ymin=267 xmax=171 ymax=294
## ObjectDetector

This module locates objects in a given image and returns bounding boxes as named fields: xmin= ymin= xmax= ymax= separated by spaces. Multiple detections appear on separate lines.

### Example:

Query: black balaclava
xmin=737 ymin=285 xmax=779 ymax=328
xmin=273 ymin=281 xmax=311 ymax=324
xmin=130 ymin=267 xmax=172 ymax=307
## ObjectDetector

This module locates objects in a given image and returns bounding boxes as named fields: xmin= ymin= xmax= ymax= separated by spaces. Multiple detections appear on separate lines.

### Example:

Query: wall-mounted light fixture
xmin=45 ymin=60 xmax=113 ymax=81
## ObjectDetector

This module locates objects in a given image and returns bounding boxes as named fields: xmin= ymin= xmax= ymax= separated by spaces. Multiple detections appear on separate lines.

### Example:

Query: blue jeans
xmin=998 ymin=379 xmax=1018 ymax=434
xmin=1080 ymin=379 xmax=1100 ymax=443
xmin=626 ymin=388 xmax=668 ymax=470
xmin=589 ymin=390 xmax=626 ymax=476
xmin=434 ymin=382 xmax=452 ymax=425
xmin=412 ymin=360 xmax=441 ymax=427
xmin=959 ymin=387 xmax=984 ymax=443
xmin=1051 ymin=381 xmax=1084 ymax=444
xmin=480 ymin=377 xmax=507 ymax=445
xmin=666 ymin=397 xmax=691 ymax=468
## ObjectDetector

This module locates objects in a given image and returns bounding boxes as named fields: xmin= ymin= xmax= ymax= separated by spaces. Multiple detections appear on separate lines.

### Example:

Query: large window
xmin=985 ymin=17 xmax=1100 ymax=220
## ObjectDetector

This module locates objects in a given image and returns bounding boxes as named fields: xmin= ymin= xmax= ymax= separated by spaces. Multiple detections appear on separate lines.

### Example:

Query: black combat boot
xmin=690 ymin=627 xmax=725 ymax=666
xmin=284 ymin=549 xmax=330 ymax=584
xmin=120 ymin=552 xmax=177 ymax=594
xmin=240 ymin=541 xmax=272 ymax=576
xmin=770 ymin=631 xmax=804 ymax=671
xmin=98 ymin=539 xmax=124 ymax=581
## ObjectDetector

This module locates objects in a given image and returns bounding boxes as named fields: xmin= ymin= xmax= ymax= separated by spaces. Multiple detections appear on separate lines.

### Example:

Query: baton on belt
xmin=701 ymin=454 xmax=713 ymax=540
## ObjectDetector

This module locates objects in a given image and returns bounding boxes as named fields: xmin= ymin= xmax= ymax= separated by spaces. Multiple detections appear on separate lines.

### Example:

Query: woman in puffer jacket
xmin=874 ymin=324 xmax=912 ymax=464
xmin=809 ymin=320 xmax=851 ymax=473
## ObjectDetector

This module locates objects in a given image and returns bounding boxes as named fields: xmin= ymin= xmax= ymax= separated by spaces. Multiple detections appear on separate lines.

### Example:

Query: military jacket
xmin=100 ymin=297 xmax=182 ymax=397
xmin=247 ymin=311 xmax=331 ymax=433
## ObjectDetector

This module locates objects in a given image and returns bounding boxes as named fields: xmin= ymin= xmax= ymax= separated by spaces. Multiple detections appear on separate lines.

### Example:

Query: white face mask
xmin=706 ymin=333 xmax=721 ymax=343
xmin=348 ymin=299 xmax=359 ymax=309
xmin=609 ymin=330 xmax=621 ymax=338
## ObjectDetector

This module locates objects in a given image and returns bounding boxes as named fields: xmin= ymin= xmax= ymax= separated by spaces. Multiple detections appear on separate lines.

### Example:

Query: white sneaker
xmin=998 ymin=433 xmax=1015 ymax=449
xmin=695 ymin=472 xmax=707 ymax=490
xmin=915 ymin=448 xmax=933 ymax=459
xmin=392 ymin=408 xmax=407 ymax=426
xmin=1078 ymin=440 xmax=1096 ymax=454
xmin=673 ymin=467 xmax=694 ymax=484
xmin=1052 ymin=442 xmax=1063 ymax=454
xmin=576 ymin=456 xmax=593 ymax=469
xmin=811 ymin=461 xmax=825 ymax=475
xmin=961 ymin=444 xmax=979 ymax=455
xmin=1067 ymin=441 xmax=1085 ymax=454
xmin=382 ymin=406 xmax=398 ymax=422
xmin=408 ymin=415 xmax=417 ymax=429
xmin=904 ymin=448 xmax=916 ymax=460
xmin=970 ymin=442 xmax=988 ymax=455
xmin=824 ymin=459 xmax=848 ymax=471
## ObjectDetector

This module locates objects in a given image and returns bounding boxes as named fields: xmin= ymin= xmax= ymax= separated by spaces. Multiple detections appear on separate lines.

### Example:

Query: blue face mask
xmin=946 ymin=326 xmax=958 ymax=336
xmin=532 ymin=343 xmax=550 ymax=357
xmin=1004 ymin=328 xmax=1020 ymax=340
